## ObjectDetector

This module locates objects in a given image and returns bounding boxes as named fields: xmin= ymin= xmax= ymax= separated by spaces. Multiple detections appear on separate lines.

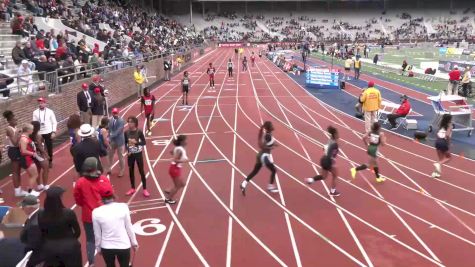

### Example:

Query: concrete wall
xmin=0 ymin=45 xmax=213 ymax=167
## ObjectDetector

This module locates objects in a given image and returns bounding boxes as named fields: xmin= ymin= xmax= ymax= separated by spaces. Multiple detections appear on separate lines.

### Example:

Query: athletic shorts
xmin=435 ymin=138 xmax=449 ymax=153
xmin=169 ymin=163 xmax=181 ymax=178
xmin=320 ymin=156 xmax=334 ymax=171
xmin=20 ymin=155 xmax=34 ymax=169
xmin=257 ymin=152 xmax=273 ymax=165
xmin=145 ymin=112 xmax=153 ymax=120
xmin=344 ymin=68 xmax=351 ymax=71
xmin=7 ymin=147 xmax=21 ymax=161
xmin=182 ymin=85 xmax=189 ymax=93
xmin=367 ymin=144 xmax=378 ymax=158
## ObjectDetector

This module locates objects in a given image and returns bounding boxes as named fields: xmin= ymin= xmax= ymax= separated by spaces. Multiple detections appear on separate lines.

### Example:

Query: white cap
xmin=21 ymin=59 xmax=29 ymax=64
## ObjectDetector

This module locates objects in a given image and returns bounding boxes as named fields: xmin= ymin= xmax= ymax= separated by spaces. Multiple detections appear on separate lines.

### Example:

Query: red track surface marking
xmin=4 ymin=48 xmax=475 ymax=266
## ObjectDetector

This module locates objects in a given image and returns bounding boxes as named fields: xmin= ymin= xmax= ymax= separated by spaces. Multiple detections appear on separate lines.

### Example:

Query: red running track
xmin=2 ymin=48 xmax=475 ymax=267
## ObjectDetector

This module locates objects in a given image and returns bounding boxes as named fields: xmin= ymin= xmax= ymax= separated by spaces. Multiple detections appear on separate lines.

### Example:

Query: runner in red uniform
xmin=207 ymin=63 xmax=216 ymax=90
xmin=251 ymin=52 xmax=256 ymax=67
xmin=140 ymin=87 xmax=155 ymax=136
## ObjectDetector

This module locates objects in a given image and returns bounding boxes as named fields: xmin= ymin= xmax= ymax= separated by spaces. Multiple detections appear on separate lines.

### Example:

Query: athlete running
xmin=432 ymin=114 xmax=452 ymax=178
xmin=181 ymin=71 xmax=191 ymax=105
xmin=207 ymin=63 xmax=216 ymax=90
xmin=140 ymin=87 xmax=155 ymax=136
xmin=351 ymin=122 xmax=387 ymax=182
xmin=305 ymin=126 xmax=341 ymax=196
xmin=240 ymin=121 xmax=279 ymax=195
xmin=250 ymin=52 xmax=256 ymax=67
xmin=165 ymin=135 xmax=188 ymax=204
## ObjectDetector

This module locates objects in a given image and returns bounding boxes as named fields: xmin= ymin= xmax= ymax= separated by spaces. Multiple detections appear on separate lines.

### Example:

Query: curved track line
xmin=254 ymin=55 xmax=442 ymax=263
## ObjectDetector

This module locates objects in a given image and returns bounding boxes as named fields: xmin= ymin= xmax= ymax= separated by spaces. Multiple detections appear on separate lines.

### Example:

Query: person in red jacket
xmin=73 ymin=157 xmax=112 ymax=267
xmin=448 ymin=66 xmax=461 ymax=95
xmin=387 ymin=95 xmax=411 ymax=129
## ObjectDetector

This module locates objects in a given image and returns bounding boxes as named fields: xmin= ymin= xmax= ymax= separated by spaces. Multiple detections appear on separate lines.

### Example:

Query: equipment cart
xmin=427 ymin=94 xmax=473 ymax=136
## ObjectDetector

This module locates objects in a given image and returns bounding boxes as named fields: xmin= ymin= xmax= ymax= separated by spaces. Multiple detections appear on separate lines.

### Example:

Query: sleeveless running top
xmin=182 ymin=77 xmax=190 ymax=86
xmin=261 ymin=132 xmax=275 ymax=153
xmin=324 ymin=139 xmax=339 ymax=159
xmin=173 ymin=146 xmax=188 ymax=167
xmin=437 ymin=128 xmax=447 ymax=139
xmin=5 ymin=125 xmax=17 ymax=147
xmin=369 ymin=133 xmax=381 ymax=146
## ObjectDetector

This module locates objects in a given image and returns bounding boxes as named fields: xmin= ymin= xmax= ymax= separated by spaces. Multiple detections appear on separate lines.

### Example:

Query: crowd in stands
xmin=200 ymin=9 xmax=475 ymax=44
xmin=63 ymin=0 xmax=204 ymax=56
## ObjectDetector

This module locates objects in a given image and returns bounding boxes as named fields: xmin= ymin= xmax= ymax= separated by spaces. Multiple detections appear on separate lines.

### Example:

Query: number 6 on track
xmin=132 ymin=218 xmax=166 ymax=236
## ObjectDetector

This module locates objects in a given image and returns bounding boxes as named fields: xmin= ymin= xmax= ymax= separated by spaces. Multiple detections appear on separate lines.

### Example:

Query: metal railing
xmin=0 ymin=48 xmax=197 ymax=98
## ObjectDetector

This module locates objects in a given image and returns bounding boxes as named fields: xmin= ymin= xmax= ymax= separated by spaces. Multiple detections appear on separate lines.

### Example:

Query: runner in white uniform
xmin=240 ymin=121 xmax=278 ymax=195
xmin=165 ymin=135 xmax=188 ymax=204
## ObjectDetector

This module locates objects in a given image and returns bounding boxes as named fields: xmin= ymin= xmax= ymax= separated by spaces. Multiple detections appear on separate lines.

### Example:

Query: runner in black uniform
xmin=305 ymin=126 xmax=341 ymax=196
xmin=227 ymin=59 xmax=233 ymax=78
xmin=240 ymin=121 xmax=278 ymax=195
xmin=181 ymin=71 xmax=191 ymax=105
xmin=351 ymin=122 xmax=386 ymax=182
xmin=432 ymin=114 xmax=452 ymax=178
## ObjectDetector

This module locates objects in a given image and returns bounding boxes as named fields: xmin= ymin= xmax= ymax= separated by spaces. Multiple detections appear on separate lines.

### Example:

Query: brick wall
xmin=0 ymin=44 xmax=214 ymax=167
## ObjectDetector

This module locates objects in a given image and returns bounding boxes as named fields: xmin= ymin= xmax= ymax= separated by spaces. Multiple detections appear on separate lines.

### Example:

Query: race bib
xmin=144 ymin=99 xmax=152 ymax=105
xmin=369 ymin=133 xmax=380 ymax=144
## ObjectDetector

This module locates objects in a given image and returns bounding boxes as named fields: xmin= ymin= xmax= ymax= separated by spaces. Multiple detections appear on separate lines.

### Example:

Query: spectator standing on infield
xmin=360 ymin=81 xmax=381 ymax=133
xmin=164 ymin=58 xmax=171 ymax=81
xmin=93 ymin=184 xmax=138 ymax=267
xmin=77 ymin=83 xmax=93 ymax=125
xmin=74 ymin=157 xmax=113 ymax=267
xmin=354 ymin=55 xmax=361 ymax=80
xmin=32 ymin=97 xmax=57 ymax=168
xmin=108 ymin=108 xmax=125 ymax=177
xmin=133 ymin=65 xmax=145 ymax=98
xmin=461 ymin=66 xmax=472 ymax=97
xmin=447 ymin=66 xmax=461 ymax=95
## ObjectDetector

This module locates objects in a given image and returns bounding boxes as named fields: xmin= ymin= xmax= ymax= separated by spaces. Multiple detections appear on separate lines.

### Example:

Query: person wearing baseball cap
xmin=32 ymin=97 xmax=57 ymax=168
xmin=359 ymin=81 xmax=381 ymax=133
xmin=77 ymin=83 xmax=93 ymax=125
xmin=89 ymin=75 xmax=105 ymax=97
xmin=92 ymin=183 xmax=138 ymax=267
xmin=108 ymin=108 xmax=125 ymax=177
xmin=74 ymin=157 xmax=112 ymax=266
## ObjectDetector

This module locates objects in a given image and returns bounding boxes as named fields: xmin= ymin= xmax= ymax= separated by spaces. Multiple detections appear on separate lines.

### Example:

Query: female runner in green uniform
xmin=351 ymin=122 xmax=386 ymax=182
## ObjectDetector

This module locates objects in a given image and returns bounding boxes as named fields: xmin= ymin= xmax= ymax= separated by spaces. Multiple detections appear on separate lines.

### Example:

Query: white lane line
xmin=152 ymin=50 xmax=234 ymax=267
xmin=246 ymin=51 xmax=303 ymax=267
xmin=258 ymin=57 xmax=441 ymax=263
